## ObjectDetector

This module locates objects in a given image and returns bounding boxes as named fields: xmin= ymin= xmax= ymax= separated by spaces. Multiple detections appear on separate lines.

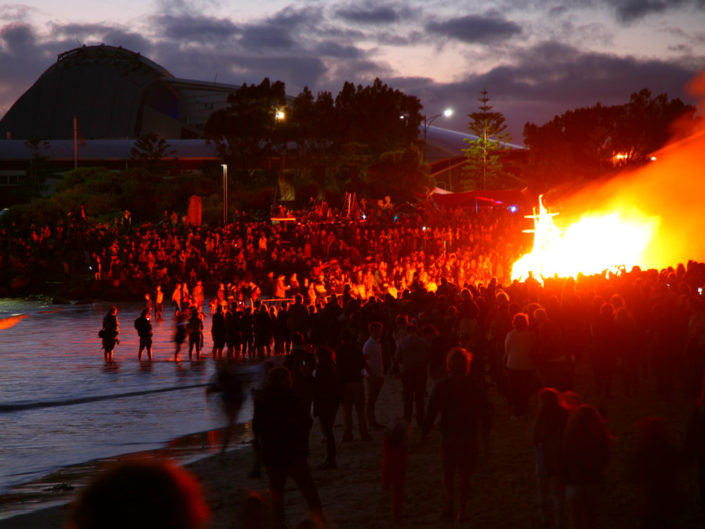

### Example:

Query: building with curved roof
xmin=0 ymin=45 xmax=238 ymax=141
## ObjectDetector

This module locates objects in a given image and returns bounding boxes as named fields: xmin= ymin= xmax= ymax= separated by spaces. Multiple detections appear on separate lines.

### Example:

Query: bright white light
xmin=443 ymin=108 xmax=453 ymax=117
xmin=275 ymin=110 xmax=286 ymax=120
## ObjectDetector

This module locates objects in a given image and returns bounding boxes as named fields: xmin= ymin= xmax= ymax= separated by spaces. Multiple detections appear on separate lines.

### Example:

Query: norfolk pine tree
xmin=461 ymin=88 xmax=512 ymax=190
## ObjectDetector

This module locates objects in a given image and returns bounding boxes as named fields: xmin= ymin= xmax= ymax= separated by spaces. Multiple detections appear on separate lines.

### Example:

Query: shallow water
xmin=0 ymin=299 xmax=261 ymax=494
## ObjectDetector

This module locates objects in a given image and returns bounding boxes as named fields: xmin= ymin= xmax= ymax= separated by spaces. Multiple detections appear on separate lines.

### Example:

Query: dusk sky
xmin=1 ymin=0 xmax=704 ymax=141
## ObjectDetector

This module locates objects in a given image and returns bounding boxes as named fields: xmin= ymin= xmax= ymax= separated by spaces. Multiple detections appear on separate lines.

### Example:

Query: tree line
xmin=2 ymin=81 xmax=698 ymax=228
xmin=204 ymin=77 xmax=427 ymax=201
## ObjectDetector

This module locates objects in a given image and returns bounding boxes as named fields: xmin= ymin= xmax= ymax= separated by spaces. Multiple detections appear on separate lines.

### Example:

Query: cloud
xmin=155 ymin=14 xmax=238 ymax=44
xmin=335 ymin=2 xmax=417 ymax=25
xmin=426 ymin=14 xmax=522 ymax=43
xmin=610 ymin=0 xmax=703 ymax=22
xmin=0 ymin=4 xmax=36 ymax=22
xmin=314 ymin=41 xmax=363 ymax=59
xmin=0 ymin=23 xmax=61 ymax=115
xmin=48 ymin=23 xmax=154 ymax=52
xmin=390 ymin=41 xmax=700 ymax=139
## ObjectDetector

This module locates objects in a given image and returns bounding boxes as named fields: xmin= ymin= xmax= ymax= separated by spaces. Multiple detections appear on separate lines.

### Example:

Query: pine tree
xmin=461 ymin=88 xmax=512 ymax=189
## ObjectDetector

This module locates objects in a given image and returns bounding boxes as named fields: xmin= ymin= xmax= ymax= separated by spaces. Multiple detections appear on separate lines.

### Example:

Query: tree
xmin=204 ymin=78 xmax=288 ymax=185
xmin=461 ymin=88 xmax=513 ymax=190
xmin=282 ymin=79 xmax=426 ymax=200
xmin=130 ymin=132 xmax=175 ymax=174
xmin=21 ymin=137 xmax=51 ymax=202
xmin=523 ymin=89 xmax=697 ymax=191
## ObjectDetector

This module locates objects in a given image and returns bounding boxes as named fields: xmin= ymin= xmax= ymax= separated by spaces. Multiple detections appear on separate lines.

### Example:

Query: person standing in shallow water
xmin=101 ymin=306 xmax=120 ymax=362
xmin=134 ymin=308 xmax=153 ymax=361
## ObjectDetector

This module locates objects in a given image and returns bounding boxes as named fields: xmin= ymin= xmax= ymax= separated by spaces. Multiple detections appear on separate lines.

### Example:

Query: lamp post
xmin=423 ymin=108 xmax=453 ymax=144
xmin=221 ymin=164 xmax=228 ymax=225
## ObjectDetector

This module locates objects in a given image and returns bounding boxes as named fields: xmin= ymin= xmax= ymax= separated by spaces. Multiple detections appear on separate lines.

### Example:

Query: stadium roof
xmin=0 ymin=45 xmax=184 ymax=140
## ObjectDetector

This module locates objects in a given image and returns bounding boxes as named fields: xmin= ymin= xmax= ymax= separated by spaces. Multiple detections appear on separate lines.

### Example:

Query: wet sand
xmin=2 ymin=369 xmax=705 ymax=529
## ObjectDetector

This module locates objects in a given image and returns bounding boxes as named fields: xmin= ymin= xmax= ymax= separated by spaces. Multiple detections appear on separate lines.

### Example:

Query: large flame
xmin=511 ymin=197 xmax=659 ymax=281
xmin=512 ymin=72 xmax=705 ymax=282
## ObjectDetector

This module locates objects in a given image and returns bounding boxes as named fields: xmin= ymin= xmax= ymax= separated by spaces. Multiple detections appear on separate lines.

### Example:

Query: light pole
xmin=423 ymin=108 xmax=453 ymax=144
xmin=221 ymin=164 xmax=228 ymax=225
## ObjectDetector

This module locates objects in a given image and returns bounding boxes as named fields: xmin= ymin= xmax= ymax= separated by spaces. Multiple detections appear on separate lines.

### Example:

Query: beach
xmin=2 ymin=366 xmax=705 ymax=529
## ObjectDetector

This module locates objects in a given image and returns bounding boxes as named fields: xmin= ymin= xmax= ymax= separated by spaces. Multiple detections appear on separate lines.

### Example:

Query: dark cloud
xmin=391 ymin=41 xmax=699 ymax=140
xmin=224 ymin=55 xmax=328 ymax=92
xmin=314 ymin=41 xmax=363 ymax=59
xmin=150 ymin=39 xmax=328 ymax=92
xmin=239 ymin=24 xmax=296 ymax=49
xmin=337 ymin=6 xmax=399 ymax=24
xmin=100 ymin=30 xmax=154 ymax=54
xmin=322 ymin=58 xmax=394 ymax=88
xmin=613 ymin=0 xmax=687 ymax=22
xmin=49 ymin=23 xmax=153 ymax=52
xmin=1 ymin=22 xmax=35 ymax=51
xmin=0 ymin=23 xmax=67 ymax=114
xmin=335 ymin=2 xmax=417 ymax=25
xmin=155 ymin=14 xmax=238 ymax=43
xmin=426 ymin=14 xmax=522 ymax=43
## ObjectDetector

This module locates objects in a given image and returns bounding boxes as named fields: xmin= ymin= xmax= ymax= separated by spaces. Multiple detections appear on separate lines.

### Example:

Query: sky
xmin=1 ymin=0 xmax=704 ymax=141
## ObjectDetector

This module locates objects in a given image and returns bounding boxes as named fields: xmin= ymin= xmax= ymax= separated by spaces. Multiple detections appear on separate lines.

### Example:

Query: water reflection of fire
xmin=511 ymin=196 xmax=660 ymax=282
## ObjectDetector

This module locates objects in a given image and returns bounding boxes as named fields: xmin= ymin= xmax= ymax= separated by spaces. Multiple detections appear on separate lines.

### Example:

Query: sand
xmin=2 ymin=367 xmax=705 ymax=529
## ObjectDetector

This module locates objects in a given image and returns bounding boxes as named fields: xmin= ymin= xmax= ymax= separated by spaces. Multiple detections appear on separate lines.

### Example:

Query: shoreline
xmin=3 ymin=369 xmax=705 ymax=529
xmin=0 ymin=424 xmax=253 ymax=523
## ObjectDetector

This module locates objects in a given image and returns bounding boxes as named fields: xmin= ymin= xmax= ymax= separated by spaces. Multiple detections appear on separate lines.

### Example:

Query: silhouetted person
xmin=504 ymin=312 xmax=537 ymax=418
xmin=100 ymin=306 xmax=119 ymax=362
xmin=206 ymin=363 xmax=246 ymax=458
xmin=629 ymin=416 xmax=685 ymax=529
xmin=187 ymin=307 xmax=203 ymax=359
xmin=562 ymin=405 xmax=611 ymax=529
xmin=154 ymin=285 xmax=164 ymax=321
xmin=590 ymin=302 xmax=617 ymax=398
xmin=284 ymin=332 xmax=316 ymax=416
xmin=252 ymin=367 xmax=325 ymax=529
xmin=134 ymin=308 xmax=153 ymax=361
xmin=686 ymin=372 xmax=705 ymax=516
xmin=174 ymin=310 xmax=187 ymax=361
xmin=313 ymin=346 xmax=340 ymax=469
xmin=423 ymin=347 xmax=491 ymax=521
xmin=363 ymin=321 xmax=385 ymax=429
xmin=68 ymin=458 xmax=209 ymax=529
xmin=211 ymin=304 xmax=226 ymax=360
xmin=532 ymin=387 xmax=569 ymax=529
xmin=337 ymin=328 xmax=370 ymax=442
xmin=396 ymin=323 xmax=431 ymax=429
xmin=382 ymin=419 xmax=408 ymax=522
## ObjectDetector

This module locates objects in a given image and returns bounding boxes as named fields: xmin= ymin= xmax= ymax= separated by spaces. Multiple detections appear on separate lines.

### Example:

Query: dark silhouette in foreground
xmin=68 ymin=458 xmax=209 ymax=529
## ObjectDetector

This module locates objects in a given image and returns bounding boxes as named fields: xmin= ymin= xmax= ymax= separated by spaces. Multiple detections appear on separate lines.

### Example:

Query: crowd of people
xmin=6 ymin=199 xmax=705 ymax=528
xmin=96 ymin=246 xmax=705 ymax=528
xmin=0 ymin=200 xmax=525 ymax=302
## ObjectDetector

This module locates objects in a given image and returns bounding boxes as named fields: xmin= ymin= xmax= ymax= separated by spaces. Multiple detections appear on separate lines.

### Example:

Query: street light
xmin=423 ymin=107 xmax=453 ymax=143
xmin=221 ymin=164 xmax=228 ymax=225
